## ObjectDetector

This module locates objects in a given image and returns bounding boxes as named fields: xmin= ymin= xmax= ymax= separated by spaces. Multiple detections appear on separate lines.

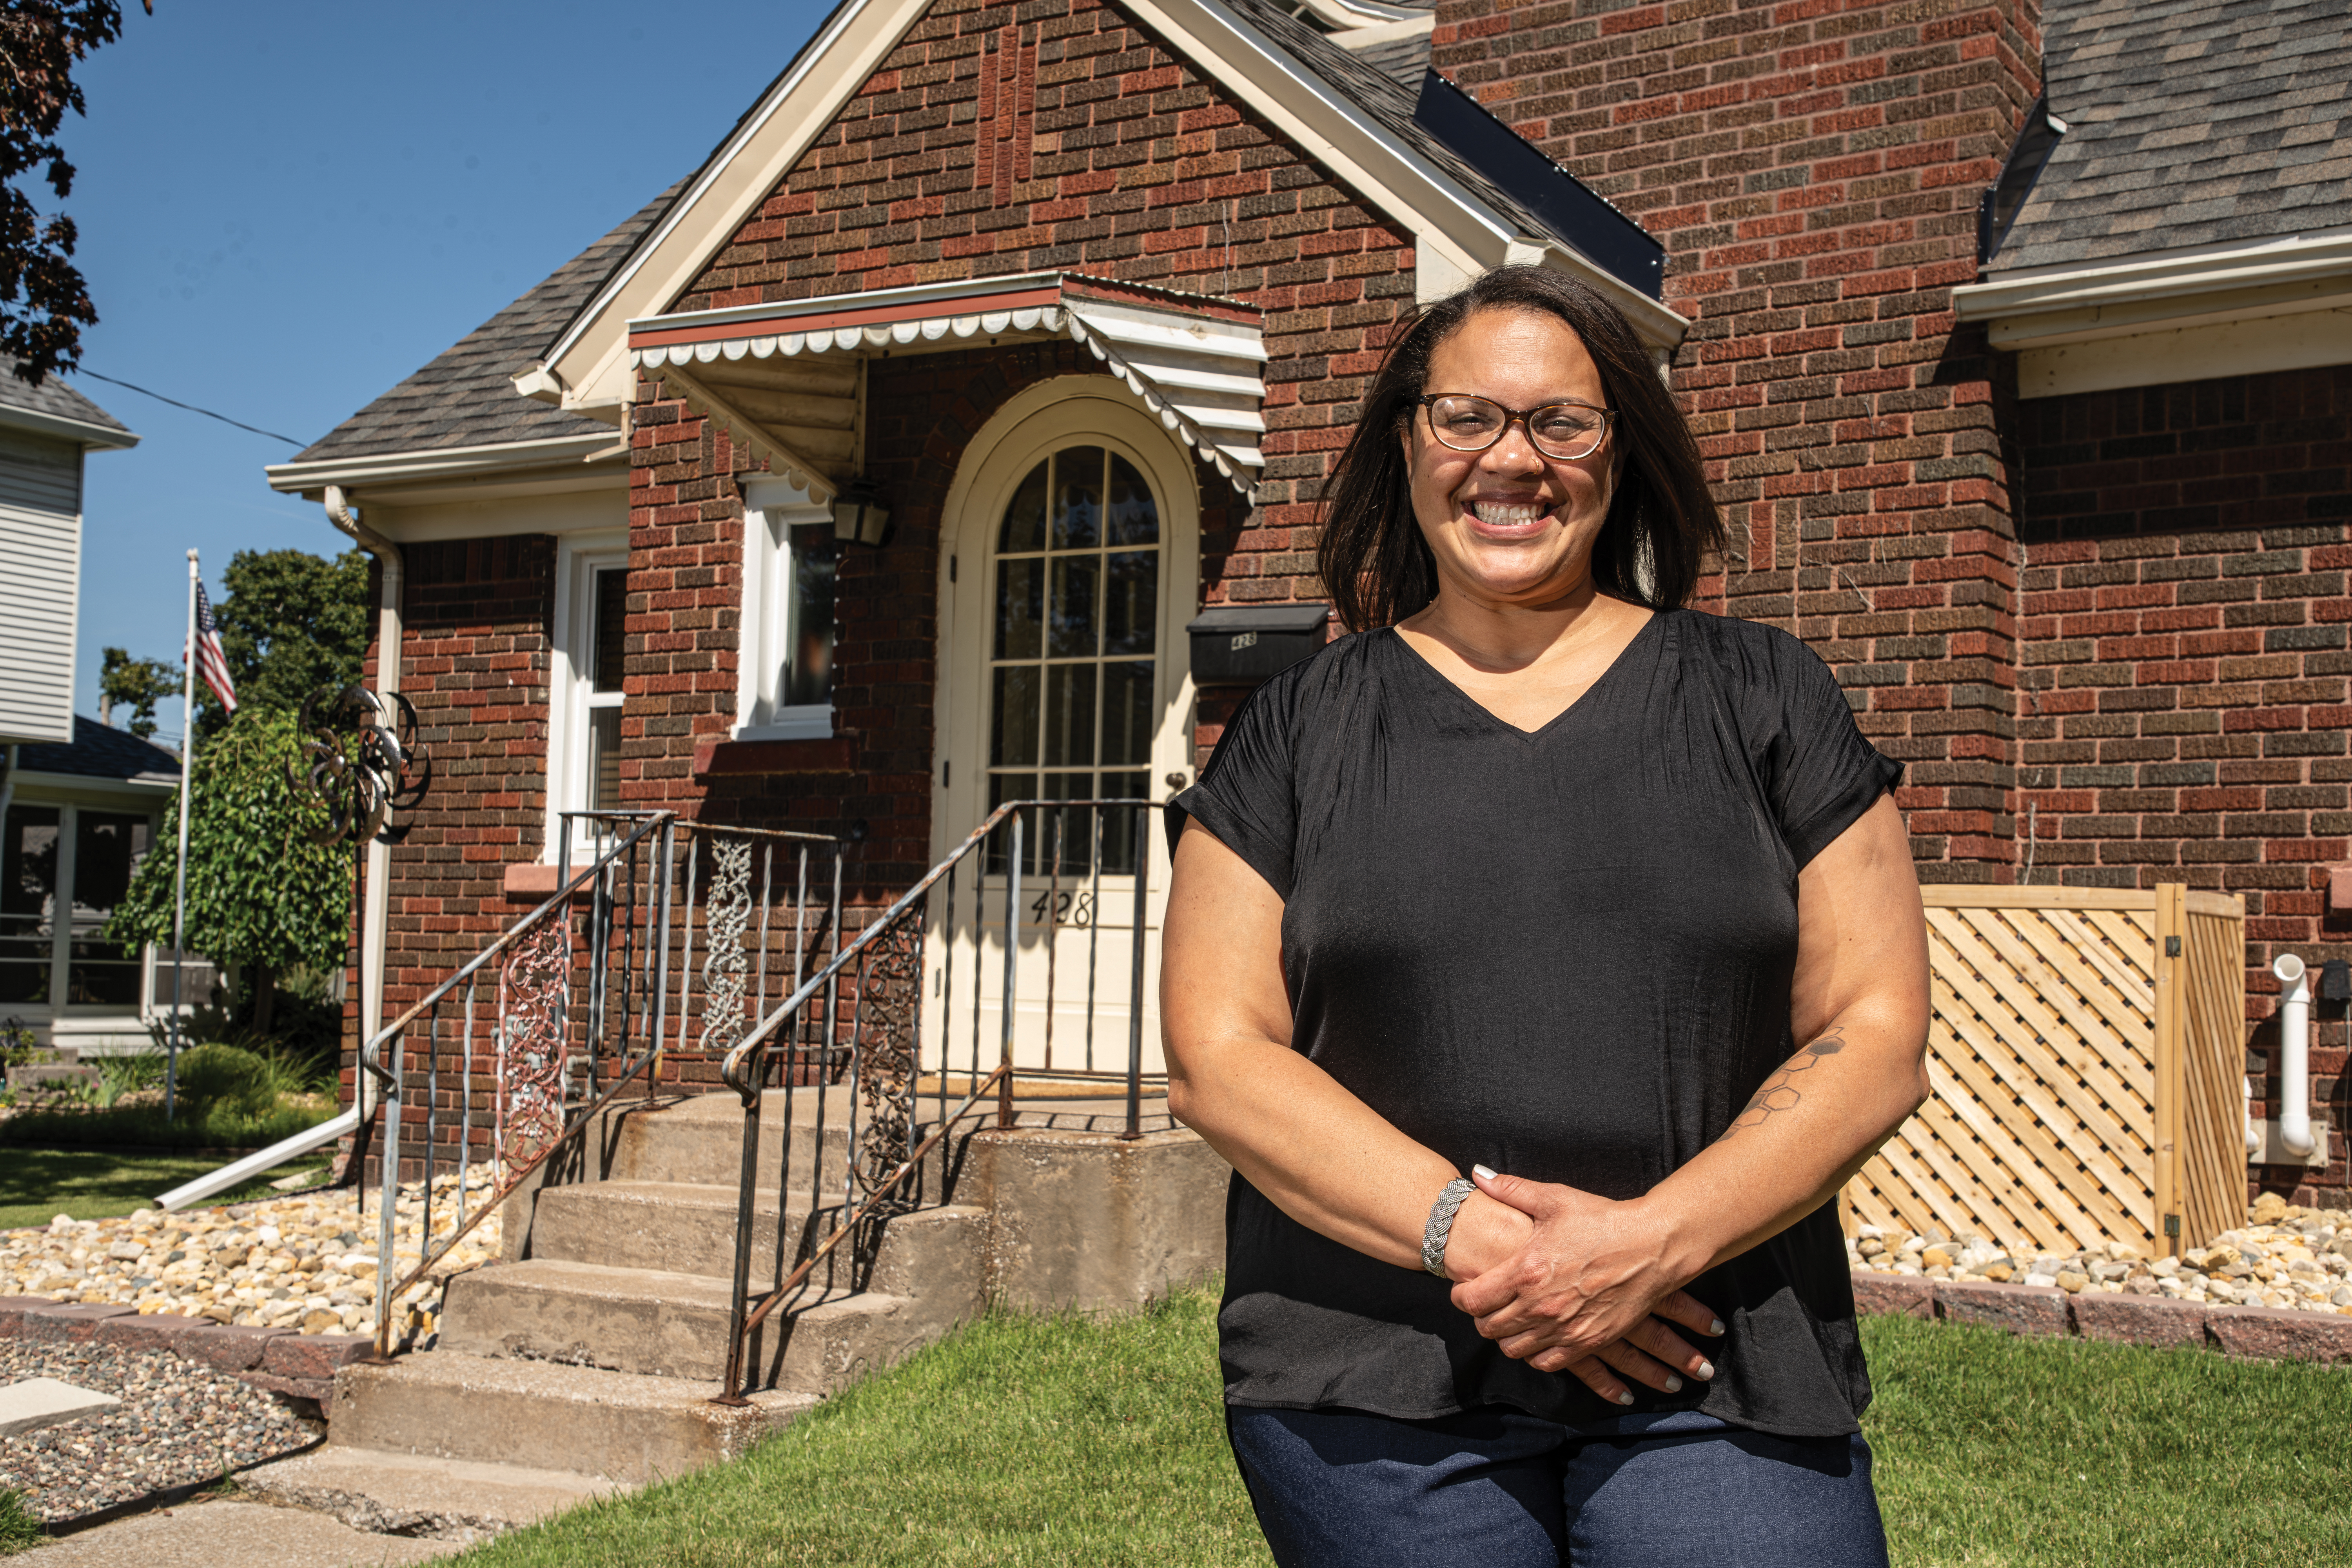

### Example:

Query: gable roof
xmin=283 ymin=184 xmax=682 ymax=468
xmin=1995 ymin=0 xmax=2352 ymax=272
xmin=0 ymin=368 xmax=136 ymax=449
xmin=529 ymin=0 xmax=1685 ymax=417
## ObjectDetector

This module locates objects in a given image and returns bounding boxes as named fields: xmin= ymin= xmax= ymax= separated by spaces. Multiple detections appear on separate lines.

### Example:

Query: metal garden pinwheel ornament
xmin=291 ymin=685 xmax=430 ymax=845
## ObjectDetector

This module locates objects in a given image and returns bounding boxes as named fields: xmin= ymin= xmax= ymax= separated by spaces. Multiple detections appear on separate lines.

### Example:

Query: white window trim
xmin=544 ymin=531 xmax=629 ymax=864
xmin=736 ymin=474 xmax=837 ymax=742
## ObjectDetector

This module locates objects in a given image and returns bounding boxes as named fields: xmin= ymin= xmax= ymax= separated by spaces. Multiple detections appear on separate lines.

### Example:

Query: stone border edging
xmin=1853 ymin=1271 xmax=2352 ymax=1364
xmin=0 ymin=1294 xmax=374 ymax=1405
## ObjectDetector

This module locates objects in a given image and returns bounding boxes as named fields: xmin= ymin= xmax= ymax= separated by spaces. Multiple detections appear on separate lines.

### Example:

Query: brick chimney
xmin=1432 ymin=1 xmax=2043 ymax=882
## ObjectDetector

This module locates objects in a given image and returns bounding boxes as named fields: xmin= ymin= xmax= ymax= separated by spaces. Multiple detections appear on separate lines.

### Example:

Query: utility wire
xmin=74 ymin=369 xmax=307 ymax=446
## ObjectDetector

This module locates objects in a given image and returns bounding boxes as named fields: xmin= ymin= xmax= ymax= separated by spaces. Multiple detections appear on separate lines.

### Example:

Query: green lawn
xmin=0 ymin=1147 xmax=332 ymax=1230
xmin=450 ymin=1288 xmax=2352 ymax=1568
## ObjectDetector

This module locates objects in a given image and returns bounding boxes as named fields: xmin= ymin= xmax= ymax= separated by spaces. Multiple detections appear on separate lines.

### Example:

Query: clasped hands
xmin=1442 ymin=1166 xmax=1722 ymax=1407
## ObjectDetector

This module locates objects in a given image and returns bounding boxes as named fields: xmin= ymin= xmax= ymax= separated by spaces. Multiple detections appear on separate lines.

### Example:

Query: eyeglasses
xmin=1417 ymin=394 xmax=1615 ymax=461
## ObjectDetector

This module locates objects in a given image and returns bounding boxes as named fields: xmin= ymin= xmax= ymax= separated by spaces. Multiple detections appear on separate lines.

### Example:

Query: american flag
xmin=191 ymin=581 xmax=237 ymax=714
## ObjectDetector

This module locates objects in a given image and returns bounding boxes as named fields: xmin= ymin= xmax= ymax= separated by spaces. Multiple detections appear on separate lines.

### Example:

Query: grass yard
xmin=448 ymin=1286 xmax=2352 ymax=1568
xmin=0 ymin=1147 xmax=332 ymax=1230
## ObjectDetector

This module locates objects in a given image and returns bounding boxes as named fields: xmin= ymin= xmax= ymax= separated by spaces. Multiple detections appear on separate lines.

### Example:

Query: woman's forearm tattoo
xmin=1721 ymin=1025 xmax=1849 ymax=1139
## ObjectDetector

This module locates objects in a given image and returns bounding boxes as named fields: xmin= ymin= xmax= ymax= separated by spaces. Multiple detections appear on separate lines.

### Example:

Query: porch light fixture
xmin=831 ymin=479 xmax=890 ymax=547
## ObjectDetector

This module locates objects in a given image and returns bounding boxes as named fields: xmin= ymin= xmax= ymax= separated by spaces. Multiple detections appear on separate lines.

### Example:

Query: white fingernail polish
xmin=1613 ymin=1390 xmax=1634 ymax=1406
xmin=1663 ymin=1374 xmax=1682 ymax=1392
xmin=1472 ymin=1164 xmax=1498 ymax=1180
xmin=1697 ymin=1360 xmax=1715 ymax=1380
xmin=1710 ymin=1319 xmax=1725 ymax=1335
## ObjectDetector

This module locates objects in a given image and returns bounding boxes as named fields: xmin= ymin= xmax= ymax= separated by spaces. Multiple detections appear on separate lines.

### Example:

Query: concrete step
xmin=438 ymin=1258 xmax=739 ymax=1381
xmin=527 ymin=1178 xmax=989 ymax=1296
xmin=237 ymin=1445 xmax=622 ymax=1544
xmin=439 ymin=1250 xmax=978 ymax=1393
xmin=327 ymin=1350 xmax=815 ymax=1485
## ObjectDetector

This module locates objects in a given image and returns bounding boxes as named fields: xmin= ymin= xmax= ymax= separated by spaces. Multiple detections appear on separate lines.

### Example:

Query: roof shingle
xmin=1995 ymin=0 xmax=2352 ymax=271
xmin=0 ymin=367 xmax=131 ymax=439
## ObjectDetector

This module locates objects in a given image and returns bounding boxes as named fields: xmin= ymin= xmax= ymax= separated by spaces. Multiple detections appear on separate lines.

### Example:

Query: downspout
xmin=2274 ymin=953 xmax=2315 ymax=1161
xmin=0 ymin=744 xmax=16 ymax=842
xmin=323 ymin=485 xmax=401 ymax=1126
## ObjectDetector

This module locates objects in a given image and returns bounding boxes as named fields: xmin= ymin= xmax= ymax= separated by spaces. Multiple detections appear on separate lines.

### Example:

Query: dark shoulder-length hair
xmin=1318 ymin=265 xmax=1723 ymax=630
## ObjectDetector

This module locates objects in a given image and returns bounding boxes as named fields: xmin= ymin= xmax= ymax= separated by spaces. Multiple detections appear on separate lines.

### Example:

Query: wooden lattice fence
xmin=1845 ymin=886 xmax=2247 ymax=1259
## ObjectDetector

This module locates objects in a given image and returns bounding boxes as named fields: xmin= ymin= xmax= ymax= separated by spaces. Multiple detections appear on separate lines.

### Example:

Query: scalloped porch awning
xmin=626 ymin=272 xmax=1266 ymax=497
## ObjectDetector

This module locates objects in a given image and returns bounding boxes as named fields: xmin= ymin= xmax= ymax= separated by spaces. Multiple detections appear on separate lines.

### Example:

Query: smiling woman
xmin=1160 ymin=267 xmax=1932 ymax=1568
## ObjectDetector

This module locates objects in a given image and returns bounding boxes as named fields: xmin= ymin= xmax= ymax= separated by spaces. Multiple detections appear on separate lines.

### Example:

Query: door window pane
xmin=1048 ymin=556 xmax=1099 ymax=659
xmin=986 ymin=445 xmax=1163 ymax=875
xmin=0 ymin=805 xmax=58 ymax=1007
xmin=1052 ymin=450 xmax=1102 ymax=550
xmin=1103 ymin=552 xmax=1157 ymax=656
xmin=1107 ymin=455 xmax=1159 ymax=546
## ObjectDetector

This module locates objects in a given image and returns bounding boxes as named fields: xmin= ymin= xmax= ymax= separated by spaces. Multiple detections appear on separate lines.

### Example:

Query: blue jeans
xmin=1227 ymin=1404 xmax=1889 ymax=1568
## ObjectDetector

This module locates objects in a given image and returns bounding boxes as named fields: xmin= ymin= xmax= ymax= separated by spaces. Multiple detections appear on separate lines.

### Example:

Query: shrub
xmin=174 ymin=1043 xmax=275 ymax=1117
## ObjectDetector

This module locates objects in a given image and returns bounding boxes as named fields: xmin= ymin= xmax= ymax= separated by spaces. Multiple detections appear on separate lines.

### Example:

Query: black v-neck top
xmin=1167 ymin=610 xmax=1902 ymax=1437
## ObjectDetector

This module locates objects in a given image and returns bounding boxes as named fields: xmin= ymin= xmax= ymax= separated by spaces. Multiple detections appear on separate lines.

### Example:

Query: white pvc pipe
xmin=153 ymin=1106 xmax=361 ymax=1212
xmin=2275 ymin=953 xmax=2314 ymax=1160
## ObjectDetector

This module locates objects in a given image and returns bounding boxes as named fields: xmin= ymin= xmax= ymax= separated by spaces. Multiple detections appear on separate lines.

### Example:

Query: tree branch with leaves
xmin=0 ymin=0 xmax=149 ymax=385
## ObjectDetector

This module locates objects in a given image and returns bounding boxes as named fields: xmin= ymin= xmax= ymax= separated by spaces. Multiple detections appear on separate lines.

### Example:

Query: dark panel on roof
xmin=0 ymin=366 xmax=131 ymax=437
xmin=1996 ymin=0 xmax=2352 ymax=271
xmin=1212 ymin=0 xmax=1657 ymax=285
xmin=16 ymin=715 xmax=180 ymax=783
xmin=291 ymin=184 xmax=685 ymax=466
xmin=1411 ymin=72 xmax=1664 ymax=299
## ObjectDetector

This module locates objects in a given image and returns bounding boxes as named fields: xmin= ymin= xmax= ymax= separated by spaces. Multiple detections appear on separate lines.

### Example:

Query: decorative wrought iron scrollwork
xmin=496 ymin=917 xmax=570 ymax=1168
xmin=853 ymin=909 xmax=925 ymax=1199
xmin=699 ymin=836 xmax=753 ymax=1056
xmin=290 ymin=684 xmax=432 ymax=845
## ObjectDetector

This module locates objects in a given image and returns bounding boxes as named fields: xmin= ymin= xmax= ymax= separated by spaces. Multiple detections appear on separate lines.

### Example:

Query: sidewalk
xmin=18 ymin=1497 xmax=456 ymax=1567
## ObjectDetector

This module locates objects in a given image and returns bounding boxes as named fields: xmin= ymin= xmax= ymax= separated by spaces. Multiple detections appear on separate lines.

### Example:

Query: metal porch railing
xmin=356 ymin=810 xmax=848 ymax=1355
xmin=712 ymin=798 xmax=1164 ymax=1403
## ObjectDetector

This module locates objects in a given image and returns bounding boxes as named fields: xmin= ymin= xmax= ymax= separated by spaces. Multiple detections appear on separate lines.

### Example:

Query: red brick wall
xmin=2015 ymin=366 xmax=2352 ymax=1202
xmin=1431 ymin=0 xmax=2042 ymax=879
xmin=338 ymin=536 xmax=553 ymax=1132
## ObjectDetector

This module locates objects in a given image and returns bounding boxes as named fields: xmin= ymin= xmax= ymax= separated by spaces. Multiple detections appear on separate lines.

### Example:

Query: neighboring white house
xmin=0 ymin=369 xmax=184 ymax=1054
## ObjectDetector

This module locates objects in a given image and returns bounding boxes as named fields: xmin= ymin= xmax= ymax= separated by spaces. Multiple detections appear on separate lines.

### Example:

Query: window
xmin=986 ymin=445 xmax=1159 ymax=874
xmin=737 ymin=480 xmax=838 ymax=741
xmin=548 ymin=537 xmax=629 ymax=853
xmin=584 ymin=565 xmax=626 ymax=812
xmin=0 ymin=801 xmax=153 ymax=1013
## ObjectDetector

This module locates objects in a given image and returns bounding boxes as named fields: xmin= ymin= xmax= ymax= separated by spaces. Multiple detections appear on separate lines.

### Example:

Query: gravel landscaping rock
xmin=1847 ymin=1201 xmax=2352 ymax=1319
xmin=0 ymin=1337 xmax=321 ymax=1523
xmin=0 ymin=1174 xmax=500 ymax=1342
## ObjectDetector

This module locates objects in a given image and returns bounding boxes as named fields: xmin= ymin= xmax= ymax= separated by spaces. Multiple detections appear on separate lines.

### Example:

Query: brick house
xmin=271 ymin=0 xmax=2350 ymax=1196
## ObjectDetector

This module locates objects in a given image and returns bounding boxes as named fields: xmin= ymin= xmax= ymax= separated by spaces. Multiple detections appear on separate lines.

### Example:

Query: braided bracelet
xmin=1421 ymin=1176 xmax=1476 ymax=1277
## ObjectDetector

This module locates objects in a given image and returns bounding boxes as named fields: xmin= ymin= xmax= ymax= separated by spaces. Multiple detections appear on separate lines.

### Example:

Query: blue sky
xmin=56 ymin=0 xmax=829 ymax=743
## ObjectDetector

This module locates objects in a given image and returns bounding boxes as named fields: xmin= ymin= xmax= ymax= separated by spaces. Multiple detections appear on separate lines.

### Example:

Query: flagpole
xmin=167 ymin=549 xmax=198 ymax=1121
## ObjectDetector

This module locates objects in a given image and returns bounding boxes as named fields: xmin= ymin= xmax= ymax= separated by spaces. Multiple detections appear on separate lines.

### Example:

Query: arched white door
xmin=930 ymin=383 xmax=1200 ymax=1086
